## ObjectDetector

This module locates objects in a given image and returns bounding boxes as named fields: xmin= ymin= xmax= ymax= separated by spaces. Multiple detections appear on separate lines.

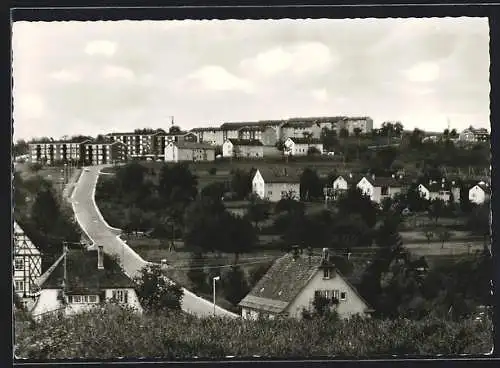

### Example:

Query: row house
xmin=237 ymin=126 xmax=279 ymax=147
xmin=283 ymin=137 xmax=324 ymax=156
xmin=190 ymin=127 xmax=224 ymax=146
xmin=251 ymin=168 xmax=300 ymax=202
xmin=280 ymin=121 xmax=323 ymax=141
xmin=106 ymin=131 xmax=162 ymax=158
xmin=222 ymin=139 xmax=265 ymax=158
xmin=238 ymin=249 xmax=373 ymax=320
xmin=13 ymin=221 xmax=42 ymax=309
xmin=32 ymin=245 xmax=142 ymax=319
xmin=164 ymin=141 xmax=216 ymax=162
xmin=29 ymin=139 xmax=91 ymax=165
xmin=83 ymin=141 xmax=128 ymax=165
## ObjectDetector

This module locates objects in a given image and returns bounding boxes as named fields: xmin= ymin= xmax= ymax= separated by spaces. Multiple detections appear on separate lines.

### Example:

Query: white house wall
xmin=333 ymin=177 xmax=348 ymax=191
xmin=285 ymin=270 xmax=369 ymax=320
xmin=222 ymin=141 xmax=233 ymax=157
xmin=356 ymin=178 xmax=375 ymax=201
xmin=418 ymin=184 xmax=430 ymax=200
xmin=164 ymin=144 xmax=178 ymax=162
xmin=31 ymin=289 xmax=63 ymax=319
xmin=265 ymin=183 xmax=300 ymax=202
xmin=252 ymin=171 xmax=265 ymax=199
xmin=104 ymin=288 xmax=143 ymax=314
xmin=469 ymin=186 xmax=487 ymax=204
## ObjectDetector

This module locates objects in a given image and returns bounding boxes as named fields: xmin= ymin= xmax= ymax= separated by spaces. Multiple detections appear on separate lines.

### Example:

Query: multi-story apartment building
xmin=338 ymin=117 xmax=374 ymax=135
xmin=83 ymin=141 xmax=128 ymax=165
xmin=280 ymin=121 xmax=323 ymax=140
xmin=155 ymin=131 xmax=198 ymax=157
xmin=106 ymin=131 xmax=162 ymax=158
xmin=190 ymin=127 xmax=224 ymax=146
xmin=29 ymin=138 xmax=91 ymax=165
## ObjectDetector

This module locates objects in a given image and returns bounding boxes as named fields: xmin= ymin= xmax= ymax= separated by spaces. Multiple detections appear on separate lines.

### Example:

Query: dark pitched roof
xmin=287 ymin=137 xmax=322 ymax=145
xmin=227 ymin=139 xmax=264 ymax=146
xmin=190 ymin=127 xmax=222 ymax=132
xmin=288 ymin=116 xmax=347 ymax=123
xmin=41 ymin=248 xmax=134 ymax=293
xmin=256 ymin=168 xmax=300 ymax=183
xmin=281 ymin=121 xmax=315 ymax=128
xmin=363 ymin=176 xmax=403 ymax=188
xmin=220 ymin=122 xmax=266 ymax=130
xmin=335 ymin=174 xmax=362 ymax=186
xmin=174 ymin=141 xmax=215 ymax=150
xmin=238 ymin=126 xmax=267 ymax=132
xmin=238 ymin=253 xmax=371 ymax=314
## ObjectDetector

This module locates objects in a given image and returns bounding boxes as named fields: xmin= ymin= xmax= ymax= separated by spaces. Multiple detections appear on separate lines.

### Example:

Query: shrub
xmin=14 ymin=305 xmax=492 ymax=359
xmin=208 ymin=167 xmax=217 ymax=175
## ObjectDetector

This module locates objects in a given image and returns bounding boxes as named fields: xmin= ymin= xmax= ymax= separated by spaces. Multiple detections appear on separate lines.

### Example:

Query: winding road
xmin=71 ymin=165 xmax=238 ymax=318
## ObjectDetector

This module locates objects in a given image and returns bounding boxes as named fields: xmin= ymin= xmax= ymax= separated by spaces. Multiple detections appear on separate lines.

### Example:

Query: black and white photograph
xmin=12 ymin=14 xmax=493 ymax=359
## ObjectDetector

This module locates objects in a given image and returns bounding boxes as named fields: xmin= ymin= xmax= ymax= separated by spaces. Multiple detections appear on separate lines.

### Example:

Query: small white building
xmin=283 ymin=137 xmax=324 ymax=156
xmin=469 ymin=181 xmax=491 ymax=204
xmin=252 ymin=168 xmax=300 ymax=202
xmin=13 ymin=221 xmax=42 ymax=308
xmin=31 ymin=246 xmax=142 ymax=319
xmin=417 ymin=183 xmax=431 ymax=200
xmin=238 ymin=250 xmax=373 ymax=320
xmin=222 ymin=139 xmax=264 ymax=158
xmin=356 ymin=175 xmax=404 ymax=203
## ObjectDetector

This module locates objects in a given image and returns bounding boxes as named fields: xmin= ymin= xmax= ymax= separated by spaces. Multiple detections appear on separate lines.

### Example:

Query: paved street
xmin=71 ymin=165 xmax=238 ymax=318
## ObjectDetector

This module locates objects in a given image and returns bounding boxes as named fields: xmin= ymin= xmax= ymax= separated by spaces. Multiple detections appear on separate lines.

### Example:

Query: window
xmin=268 ymin=190 xmax=273 ymax=196
xmin=68 ymin=295 xmax=99 ymax=304
xmin=381 ymin=186 xmax=389 ymax=196
xmin=340 ymin=292 xmax=347 ymax=301
xmin=323 ymin=268 xmax=331 ymax=279
xmin=15 ymin=280 xmax=24 ymax=292
xmin=14 ymin=257 xmax=24 ymax=270
xmin=112 ymin=289 xmax=129 ymax=304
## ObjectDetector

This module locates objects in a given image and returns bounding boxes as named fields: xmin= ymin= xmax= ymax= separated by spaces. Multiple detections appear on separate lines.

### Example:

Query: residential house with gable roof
xmin=164 ymin=141 xmax=216 ymax=162
xmin=331 ymin=173 xmax=362 ymax=199
xmin=418 ymin=179 xmax=461 ymax=203
xmin=283 ymin=137 xmax=324 ymax=156
xmin=252 ymin=168 xmax=300 ymax=202
xmin=190 ymin=127 xmax=224 ymax=146
xmin=469 ymin=181 xmax=491 ymax=204
xmin=238 ymin=249 xmax=373 ymax=320
xmin=31 ymin=245 xmax=142 ymax=319
xmin=356 ymin=174 xmax=404 ymax=203
xmin=222 ymin=139 xmax=265 ymax=158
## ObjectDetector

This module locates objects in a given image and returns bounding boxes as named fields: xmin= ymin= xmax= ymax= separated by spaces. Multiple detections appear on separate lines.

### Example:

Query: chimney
xmin=283 ymin=167 xmax=288 ymax=176
xmin=97 ymin=245 xmax=104 ymax=270
xmin=399 ymin=174 xmax=403 ymax=180
xmin=322 ymin=247 xmax=330 ymax=263
xmin=349 ymin=173 xmax=353 ymax=179
xmin=392 ymin=174 xmax=395 ymax=179
xmin=372 ymin=174 xmax=376 ymax=181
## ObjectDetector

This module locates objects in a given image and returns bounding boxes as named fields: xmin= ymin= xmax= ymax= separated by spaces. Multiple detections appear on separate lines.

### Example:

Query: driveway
xmin=71 ymin=165 xmax=238 ymax=318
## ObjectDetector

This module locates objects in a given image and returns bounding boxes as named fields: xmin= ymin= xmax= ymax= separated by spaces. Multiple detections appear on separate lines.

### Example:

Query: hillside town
xmin=12 ymin=18 xmax=492 ymax=359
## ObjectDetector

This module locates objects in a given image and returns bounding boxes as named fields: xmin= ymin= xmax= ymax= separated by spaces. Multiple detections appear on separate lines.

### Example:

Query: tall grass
xmin=15 ymin=304 xmax=492 ymax=359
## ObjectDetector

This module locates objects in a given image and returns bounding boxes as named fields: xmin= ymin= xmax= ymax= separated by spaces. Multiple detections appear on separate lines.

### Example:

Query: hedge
xmin=15 ymin=304 xmax=492 ymax=359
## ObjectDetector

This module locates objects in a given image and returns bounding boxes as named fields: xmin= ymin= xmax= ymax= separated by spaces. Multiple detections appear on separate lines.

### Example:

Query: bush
xmin=15 ymin=305 xmax=492 ymax=359
xmin=208 ymin=167 xmax=217 ymax=175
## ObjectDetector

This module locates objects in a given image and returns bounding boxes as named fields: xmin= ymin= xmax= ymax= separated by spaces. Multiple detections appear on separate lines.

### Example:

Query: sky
xmin=12 ymin=17 xmax=490 ymax=141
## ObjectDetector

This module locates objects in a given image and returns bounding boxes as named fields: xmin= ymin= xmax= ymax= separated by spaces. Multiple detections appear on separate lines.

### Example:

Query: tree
xmin=299 ymin=168 xmax=323 ymax=201
xmin=187 ymin=252 xmax=208 ymax=293
xmin=307 ymin=146 xmax=321 ymax=156
xmin=320 ymin=128 xmax=338 ymax=151
xmin=409 ymin=128 xmax=424 ymax=148
xmin=14 ymin=139 xmax=29 ymax=156
xmin=428 ymin=199 xmax=446 ymax=225
xmin=339 ymin=128 xmax=349 ymax=138
xmin=230 ymin=169 xmax=253 ymax=200
xmin=200 ymin=182 xmax=226 ymax=201
xmin=467 ymin=201 xmax=490 ymax=250
xmin=275 ymin=196 xmax=304 ymax=215
xmin=31 ymin=187 xmax=60 ymax=235
xmin=222 ymin=266 xmax=249 ymax=305
xmin=246 ymin=194 xmax=271 ymax=229
xmin=224 ymin=215 xmax=258 ymax=264
xmin=134 ymin=264 xmax=184 ymax=313
xmin=30 ymin=163 xmax=42 ymax=173
xmin=116 ymin=162 xmax=148 ymax=194
xmin=337 ymin=187 xmax=378 ymax=228
xmin=158 ymin=163 xmax=198 ymax=204
xmin=423 ymin=229 xmax=435 ymax=245
xmin=247 ymin=262 xmax=273 ymax=288
xmin=169 ymin=125 xmax=182 ymax=134
xmin=437 ymin=228 xmax=452 ymax=249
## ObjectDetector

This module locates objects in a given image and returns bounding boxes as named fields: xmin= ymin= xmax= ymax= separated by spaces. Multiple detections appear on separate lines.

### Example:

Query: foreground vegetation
xmin=15 ymin=304 xmax=492 ymax=359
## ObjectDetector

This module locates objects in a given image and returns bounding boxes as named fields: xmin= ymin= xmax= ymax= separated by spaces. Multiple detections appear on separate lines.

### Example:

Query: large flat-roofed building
xmin=106 ymin=131 xmax=162 ymax=158
xmin=83 ymin=141 xmax=128 ymax=165
xmin=29 ymin=138 xmax=91 ymax=165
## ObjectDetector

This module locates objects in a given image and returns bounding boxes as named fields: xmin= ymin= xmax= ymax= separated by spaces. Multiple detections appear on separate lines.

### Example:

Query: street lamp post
xmin=212 ymin=276 xmax=220 ymax=316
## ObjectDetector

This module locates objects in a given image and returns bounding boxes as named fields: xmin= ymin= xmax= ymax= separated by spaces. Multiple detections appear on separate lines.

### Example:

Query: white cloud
xmin=84 ymin=40 xmax=117 ymax=57
xmin=311 ymin=88 xmax=329 ymax=102
xmin=403 ymin=62 xmax=440 ymax=83
xmin=50 ymin=69 xmax=81 ymax=83
xmin=100 ymin=65 xmax=135 ymax=81
xmin=188 ymin=65 xmax=253 ymax=93
xmin=241 ymin=41 xmax=335 ymax=77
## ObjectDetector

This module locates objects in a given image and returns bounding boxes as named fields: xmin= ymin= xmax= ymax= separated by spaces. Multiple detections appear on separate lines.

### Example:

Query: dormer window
xmin=323 ymin=268 xmax=331 ymax=279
